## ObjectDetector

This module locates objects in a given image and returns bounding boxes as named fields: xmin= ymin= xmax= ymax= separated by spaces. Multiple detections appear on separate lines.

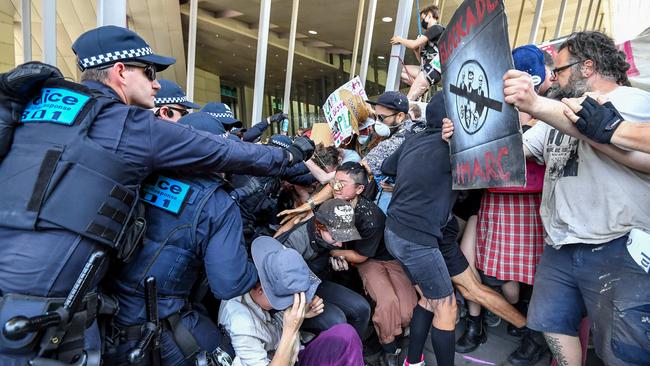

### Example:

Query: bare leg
xmin=406 ymin=72 xmax=431 ymax=101
xmin=544 ymin=333 xmax=582 ymax=366
xmin=501 ymin=281 xmax=520 ymax=305
xmin=459 ymin=215 xmax=482 ymax=316
xmin=453 ymin=268 xmax=526 ymax=328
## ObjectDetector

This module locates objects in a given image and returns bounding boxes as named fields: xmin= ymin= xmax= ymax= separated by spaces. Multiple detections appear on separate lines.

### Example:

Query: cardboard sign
xmin=322 ymin=77 xmax=369 ymax=147
xmin=439 ymin=0 xmax=526 ymax=189
xmin=310 ymin=123 xmax=334 ymax=147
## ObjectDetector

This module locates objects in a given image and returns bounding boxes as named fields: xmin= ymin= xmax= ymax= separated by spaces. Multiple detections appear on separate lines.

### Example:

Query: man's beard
xmin=546 ymin=71 xmax=589 ymax=100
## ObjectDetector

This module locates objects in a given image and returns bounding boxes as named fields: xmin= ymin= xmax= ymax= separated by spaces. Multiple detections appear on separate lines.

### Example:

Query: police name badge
xmin=141 ymin=175 xmax=191 ymax=215
xmin=627 ymin=228 xmax=650 ymax=273
xmin=21 ymin=88 xmax=91 ymax=125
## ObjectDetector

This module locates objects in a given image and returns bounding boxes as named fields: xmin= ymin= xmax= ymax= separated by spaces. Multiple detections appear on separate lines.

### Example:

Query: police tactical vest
xmin=0 ymin=79 xmax=141 ymax=251
xmin=113 ymin=174 xmax=223 ymax=318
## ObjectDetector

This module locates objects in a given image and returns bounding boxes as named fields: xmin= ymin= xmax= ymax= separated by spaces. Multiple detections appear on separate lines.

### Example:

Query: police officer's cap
xmin=154 ymin=79 xmax=200 ymax=109
xmin=201 ymin=103 xmax=243 ymax=129
xmin=72 ymin=25 xmax=175 ymax=72
xmin=178 ymin=112 xmax=227 ymax=137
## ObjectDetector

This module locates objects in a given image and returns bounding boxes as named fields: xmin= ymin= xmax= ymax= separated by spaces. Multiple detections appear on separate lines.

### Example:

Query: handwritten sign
xmin=322 ymin=77 xmax=369 ymax=147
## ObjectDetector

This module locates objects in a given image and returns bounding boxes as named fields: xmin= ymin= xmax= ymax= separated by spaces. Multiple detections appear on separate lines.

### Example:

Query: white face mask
xmin=358 ymin=134 xmax=370 ymax=145
xmin=374 ymin=121 xmax=392 ymax=137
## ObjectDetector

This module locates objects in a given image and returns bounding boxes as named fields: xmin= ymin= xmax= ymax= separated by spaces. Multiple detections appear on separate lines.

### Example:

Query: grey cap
xmin=314 ymin=199 xmax=362 ymax=243
xmin=251 ymin=236 xmax=321 ymax=310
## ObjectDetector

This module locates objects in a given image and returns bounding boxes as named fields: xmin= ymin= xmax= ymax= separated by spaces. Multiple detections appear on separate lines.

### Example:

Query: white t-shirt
xmin=523 ymin=86 xmax=650 ymax=247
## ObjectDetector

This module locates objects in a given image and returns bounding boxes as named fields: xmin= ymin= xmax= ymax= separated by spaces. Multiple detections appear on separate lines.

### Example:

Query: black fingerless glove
xmin=574 ymin=97 xmax=624 ymax=144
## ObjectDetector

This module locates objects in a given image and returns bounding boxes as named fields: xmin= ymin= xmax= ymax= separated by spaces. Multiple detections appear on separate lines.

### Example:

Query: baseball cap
xmin=366 ymin=91 xmax=409 ymax=113
xmin=251 ymin=236 xmax=321 ymax=310
xmin=201 ymin=102 xmax=243 ymax=128
xmin=154 ymin=79 xmax=201 ymax=109
xmin=512 ymin=45 xmax=546 ymax=91
xmin=314 ymin=199 xmax=362 ymax=242
xmin=178 ymin=111 xmax=227 ymax=137
xmin=72 ymin=25 xmax=175 ymax=71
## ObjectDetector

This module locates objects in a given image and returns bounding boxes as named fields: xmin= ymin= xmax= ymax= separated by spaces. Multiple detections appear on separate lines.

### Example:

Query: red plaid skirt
xmin=475 ymin=192 xmax=544 ymax=285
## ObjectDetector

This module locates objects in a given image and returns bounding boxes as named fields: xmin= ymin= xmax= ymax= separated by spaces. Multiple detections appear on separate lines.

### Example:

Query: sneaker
xmin=484 ymin=309 xmax=501 ymax=327
xmin=403 ymin=354 xmax=425 ymax=366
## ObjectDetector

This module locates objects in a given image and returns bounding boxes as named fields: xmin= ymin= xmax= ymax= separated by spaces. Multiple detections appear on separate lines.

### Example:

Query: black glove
xmin=268 ymin=113 xmax=288 ymax=124
xmin=574 ymin=97 xmax=624 ymax=144
xmin=287 ymin=136 xmax=315 ymax=165
xmin=0 ymin=61 xmax=63 ymax=101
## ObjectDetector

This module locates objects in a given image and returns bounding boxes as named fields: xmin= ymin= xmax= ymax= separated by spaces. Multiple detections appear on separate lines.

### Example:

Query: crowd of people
xmin=0 ymin=4 xmax=648 ymax=366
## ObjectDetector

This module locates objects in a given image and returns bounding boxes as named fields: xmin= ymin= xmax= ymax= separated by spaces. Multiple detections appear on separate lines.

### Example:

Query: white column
xmin=528 ymin=0 xmax=544 ymax=44
xmin=385 ymin=0 xmax=414 ymax=91
xmin=349 ymin=0 xmax=365 ymax=79
xmin=21 ymin=0 xmax=31 ymax=62
xmin=282 ymin=0 xmax=299 ymax=113
xmin=186 ymin=0 xmax=198 ymax=100
xmin=358 ymin=0 xmax=377 ymax=86
xmin=554 ymin=0 xmax=568 ymax=39
xmin=252 ymin=0 xmax=272 ymax=124
xmin=42 ymin=0 xmax=56 ymax=66
xmin=96 ymin=0 xmax=126 ymax=27
xmin=572 ymin=0 xmax=584 ymax=33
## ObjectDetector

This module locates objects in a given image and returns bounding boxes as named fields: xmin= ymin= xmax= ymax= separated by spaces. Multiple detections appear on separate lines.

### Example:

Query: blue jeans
xmin=384 ymin=227 xmax=453 ymax=300
xmin=302 ymin=280 xmax=371 ymax=338
xmin=527 ymin=235 xmax=650 ymax=366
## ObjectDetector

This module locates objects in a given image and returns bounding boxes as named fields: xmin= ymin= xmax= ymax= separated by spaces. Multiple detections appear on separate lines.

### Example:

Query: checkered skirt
xmin=475 ymin=192 xmax=545 ymax=285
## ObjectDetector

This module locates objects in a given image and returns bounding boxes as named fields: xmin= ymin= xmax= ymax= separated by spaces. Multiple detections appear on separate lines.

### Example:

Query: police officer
xmin=201 ymin=102 xmax=287 ymax=142
xmin=105 ymin=112 xmax=253 ymax=365
xmin=0 ymin=25 xmax=313 ymax=365
xmin=231 ymin=134 xmax=316 ymax=246
xmin=152 ymin=79 xmax=200 ymax=122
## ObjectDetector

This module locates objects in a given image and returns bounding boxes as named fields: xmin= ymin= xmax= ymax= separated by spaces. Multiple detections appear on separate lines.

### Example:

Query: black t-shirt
xmin=345 ymin=196 xmax=393 ymax=261
xmin=421 ymin=25 xmax=445 ymax=64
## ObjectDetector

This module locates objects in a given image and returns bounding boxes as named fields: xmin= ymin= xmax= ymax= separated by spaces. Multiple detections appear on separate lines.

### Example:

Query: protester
xmin=153 ymin=79 xmax=200 ymax=121
xmin=329 ymin=162 xmax=417 ymax=366
xmin=276 ymin=199 xmax=371 ymax=338
xmin=219 ymin=236 xmax=364 ymax=366
xmin=502 ymin=31 xmax=650 ymax=366
xmin=390 ymin=5 xmax=444 ymax=101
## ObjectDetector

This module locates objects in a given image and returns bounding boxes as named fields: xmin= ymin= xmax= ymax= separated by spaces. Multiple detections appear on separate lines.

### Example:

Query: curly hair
xmin=559 ymin=31 xmax=630 ymax=86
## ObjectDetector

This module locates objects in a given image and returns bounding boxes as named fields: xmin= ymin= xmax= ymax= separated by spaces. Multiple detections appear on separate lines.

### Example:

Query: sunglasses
xmin=376 ymin=112 xmax=399 ymax=123
xmin=551 ymin=60 xmax=582 ymax=78
xmin=122 ymin=62 xmax=157 ymax=81
xmin=168 ymin=106 xmax=189 ymax=117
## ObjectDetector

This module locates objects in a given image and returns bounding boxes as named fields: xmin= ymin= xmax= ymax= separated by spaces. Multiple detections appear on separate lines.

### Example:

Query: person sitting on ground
xmin=328 ymin=162 xmax=417 ymax=366
xmin=390 ymin=4 xmax=444 ymax=101
xmin=275 ymin=199 xmax=372 ymax=339
xmin=153 ymin=79 xmax=200 ymax=122
xmin=219 ymin=236 xmax=364 ymax=366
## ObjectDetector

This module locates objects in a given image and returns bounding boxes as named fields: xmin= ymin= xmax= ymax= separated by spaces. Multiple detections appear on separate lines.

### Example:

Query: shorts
xmin=527 ymin=235 xmax=650 ymax=366
xmin=439 ymin=216 xmax=469 ymax=277
xmin=384 ymin=227 xmax=453 ymax=300
xmin=452 ymin=189 xmax=483 ymax=221
xmin=422 ymin=62 xmax=441 ymax=86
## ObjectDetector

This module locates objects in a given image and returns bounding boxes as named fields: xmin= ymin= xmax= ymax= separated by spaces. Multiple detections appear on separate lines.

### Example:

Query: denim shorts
xmin=384 ymin=227 xmax=453 ymax=300
xmin=527 ymin=235 xmax=650 ymax=366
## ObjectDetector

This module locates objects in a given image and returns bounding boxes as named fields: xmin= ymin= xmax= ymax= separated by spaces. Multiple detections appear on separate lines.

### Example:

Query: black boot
xmin=507 ymin=323 xmax=526 ymax=337
xmin=507 ymin=329 xmax=549 ymax=365
xmin=455 ymin=315 xmax=487 ymax=353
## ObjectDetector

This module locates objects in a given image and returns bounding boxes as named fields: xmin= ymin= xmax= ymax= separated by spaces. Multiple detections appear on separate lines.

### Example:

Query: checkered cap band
xmin=78 ymin=47 xmax=153 ymax=69
xmin=154 ymin=96 xmax=189 ymax=105
xmin=207 ymin=111 xmax=235 ymax=119
xmin=270 ymin=140 xmax=291 ymax=149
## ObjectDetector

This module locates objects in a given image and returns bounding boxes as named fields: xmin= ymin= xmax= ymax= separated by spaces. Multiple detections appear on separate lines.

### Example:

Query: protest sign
xmin=439 ymin=0 xmax=526 ymax=189
xmin=322 ymin=77 xmax=369 ymax=147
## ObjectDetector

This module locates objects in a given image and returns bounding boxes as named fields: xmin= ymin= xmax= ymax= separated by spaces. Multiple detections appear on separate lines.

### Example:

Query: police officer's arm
xmin=199 ymin=195 xmax=258 ymax=299
xmin=282 ymin=162 xmax=316 ymax=186
xmin=242 ymin=120 xmax=270 ymax=142
xmin=149 ymin=115 xmax=291 ymax=176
